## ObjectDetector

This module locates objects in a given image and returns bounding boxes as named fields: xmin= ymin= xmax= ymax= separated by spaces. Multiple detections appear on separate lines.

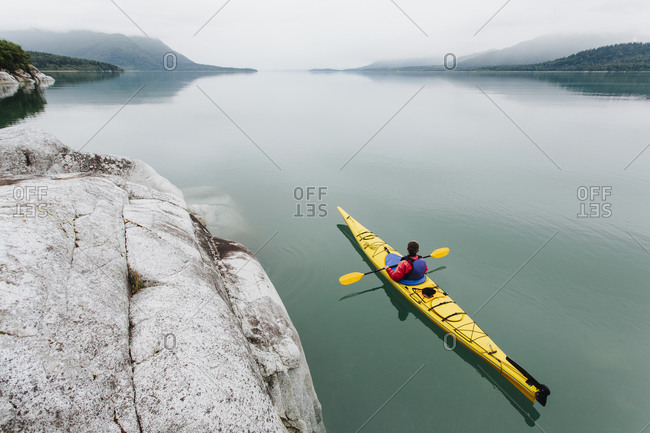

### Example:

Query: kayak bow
xmin=337 ymin=206 xmax=550 ymax=406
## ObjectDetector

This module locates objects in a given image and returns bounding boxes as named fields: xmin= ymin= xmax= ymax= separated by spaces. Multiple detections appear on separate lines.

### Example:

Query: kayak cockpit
xmin=385 ymin=253 xmax=427 ymax=285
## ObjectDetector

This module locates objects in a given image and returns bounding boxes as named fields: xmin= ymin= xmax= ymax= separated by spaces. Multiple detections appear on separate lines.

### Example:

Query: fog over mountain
xmin=0 ymin=30 xmax=255 ymax=72
xmin=358 ymin=33 xmax=648 ymax=70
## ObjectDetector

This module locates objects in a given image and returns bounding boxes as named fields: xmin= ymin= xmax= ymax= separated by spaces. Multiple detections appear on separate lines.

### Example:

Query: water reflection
xmin=47 ymin=71 xmax=123 ymax=85
xmin=338 ymin=286 xmax=383 ymax=301
xmin=352 ymin=70 xmax=650 ymax=99
xmin=0 ymin=71 xmax=124 ymax=129
xmin=47 ymin=71 xmax=256 ymax=104
xmin=0 ymin=70 xmax=258 ymax=129
xmin=525 ymin=71 xmax=650 ymax=98
xmin=337 ymin=224 xmax=542 ymax=428
xmin=380 ymin=279 xmax=542 ymax=427
xmin=0 ymin=87 xmax=47 ymax=128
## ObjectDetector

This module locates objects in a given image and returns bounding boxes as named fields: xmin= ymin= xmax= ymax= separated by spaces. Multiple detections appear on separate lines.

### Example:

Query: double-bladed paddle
xmin=338 ymin=247 xmax=449 ymax=285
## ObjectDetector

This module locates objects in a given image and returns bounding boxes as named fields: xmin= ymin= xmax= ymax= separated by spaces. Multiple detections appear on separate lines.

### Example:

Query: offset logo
xmin=13 ymin=186 xmax=49 ymax=218
xmin=577 ymin=186 xmax=612 ymax=218
xmin=293 ymin=186 xmax=327 ymax=218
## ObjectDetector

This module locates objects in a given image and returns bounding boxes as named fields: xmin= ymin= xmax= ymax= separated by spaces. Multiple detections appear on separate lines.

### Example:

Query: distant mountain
xmin=352 ymin=34 xmax=641 ymax=71
xmin=482 ymin=43 xmax=650 ymax=71
xmin=457 ymin=34 xmax=632 ymax=69
xmin=0 ymin=30 xmax=256 ymax=72
xmin=28 ymin=51 xmax=122 ymax=72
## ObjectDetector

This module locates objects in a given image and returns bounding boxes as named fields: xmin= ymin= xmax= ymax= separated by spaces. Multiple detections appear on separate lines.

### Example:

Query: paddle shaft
xmin=338 ymin=248 xmax=449 ymax=285
xmin=363 ymin=253 xmax=435 ymax=276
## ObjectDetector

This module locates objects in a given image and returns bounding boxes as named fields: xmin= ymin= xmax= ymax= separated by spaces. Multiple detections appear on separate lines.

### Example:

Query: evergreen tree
xmin=0 ymin=40 xmax=32 ymax=73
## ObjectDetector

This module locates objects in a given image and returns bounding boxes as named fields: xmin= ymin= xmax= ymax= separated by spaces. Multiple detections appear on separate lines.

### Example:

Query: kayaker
xmin=386 ymin=241 xmax=428 ymax=283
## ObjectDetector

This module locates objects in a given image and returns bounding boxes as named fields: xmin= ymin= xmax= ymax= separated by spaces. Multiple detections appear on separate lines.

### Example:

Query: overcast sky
xmin=1 ymin=0 xmax=649 ymax=69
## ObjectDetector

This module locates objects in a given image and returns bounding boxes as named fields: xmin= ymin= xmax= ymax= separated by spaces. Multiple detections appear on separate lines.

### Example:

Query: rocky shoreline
xmin=0 ymin=128 xmax=325 ymax=432
xmin=0 ymin=68 xmax=54 ymax=99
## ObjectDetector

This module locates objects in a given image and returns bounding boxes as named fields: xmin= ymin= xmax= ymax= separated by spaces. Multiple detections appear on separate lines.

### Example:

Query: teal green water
xmin=5 ymin=71 xmax=650 ymax=432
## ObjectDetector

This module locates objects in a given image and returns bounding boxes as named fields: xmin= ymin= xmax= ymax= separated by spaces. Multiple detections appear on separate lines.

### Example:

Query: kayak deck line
xmin=337 ymin=206 xmax=550 ymax=406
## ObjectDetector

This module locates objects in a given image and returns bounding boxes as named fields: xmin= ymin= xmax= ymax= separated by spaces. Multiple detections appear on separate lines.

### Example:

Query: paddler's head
xmin=407 ymin=241 xmax=419 ymax=256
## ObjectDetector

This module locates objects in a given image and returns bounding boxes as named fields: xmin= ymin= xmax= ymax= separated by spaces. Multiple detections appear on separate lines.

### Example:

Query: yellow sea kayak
xmin=337 ymin=206 xmax=550 ymax=406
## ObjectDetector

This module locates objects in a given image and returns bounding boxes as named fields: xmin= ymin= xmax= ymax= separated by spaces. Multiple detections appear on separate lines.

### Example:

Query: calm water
xmin=4 ymin=70 xmax=650 ymax=432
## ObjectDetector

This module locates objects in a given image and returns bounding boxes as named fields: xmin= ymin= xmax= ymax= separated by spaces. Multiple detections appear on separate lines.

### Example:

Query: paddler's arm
xmin=386 ymin=260 xmax=411 ymax=281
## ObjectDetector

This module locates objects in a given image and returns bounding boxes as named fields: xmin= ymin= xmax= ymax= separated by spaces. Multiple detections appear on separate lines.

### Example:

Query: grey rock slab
xmin=0 ymin=127 xmax=325 ymax=433
xmin=213 ymin=238 xmax=325 ymax=433
xmin=0 ymin=177 xmax=138 ymax=433
xmin=125 ymin=198 xmax=287 ymax=432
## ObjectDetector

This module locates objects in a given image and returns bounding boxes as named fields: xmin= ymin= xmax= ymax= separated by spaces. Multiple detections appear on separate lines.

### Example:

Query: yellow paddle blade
xmin=339 ymin=272 xmax=364 ymax=285
xmin=431 ymin=247 xmax=450 ymax=259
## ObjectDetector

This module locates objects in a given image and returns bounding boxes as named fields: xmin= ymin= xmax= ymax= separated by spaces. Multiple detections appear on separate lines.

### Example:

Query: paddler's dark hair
xmin=407 ymin=241 xmax=419 ymax=256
